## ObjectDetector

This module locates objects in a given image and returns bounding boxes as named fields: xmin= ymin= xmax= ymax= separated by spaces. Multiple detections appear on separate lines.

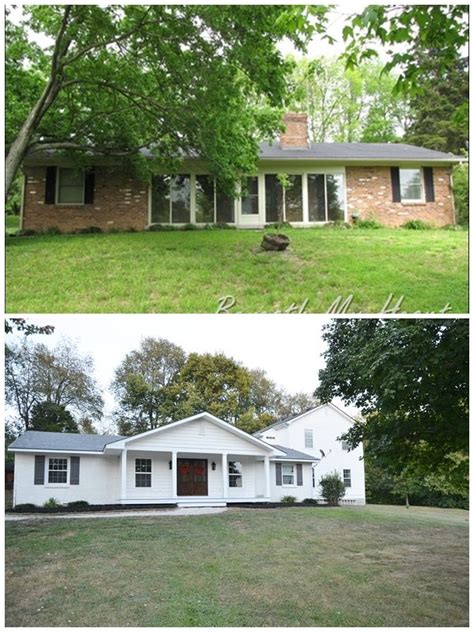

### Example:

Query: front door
xmin=177 ymin=459 xmax=208 ymax=496
xmin=238 ymin=176 xmax=262 ymax=226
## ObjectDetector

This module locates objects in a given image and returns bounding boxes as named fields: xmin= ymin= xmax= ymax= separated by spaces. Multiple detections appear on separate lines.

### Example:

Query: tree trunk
xmin=405 ymin=493 xmax=410 ymax=509
xmin=5 ymin=79 xmax=59 ymax=196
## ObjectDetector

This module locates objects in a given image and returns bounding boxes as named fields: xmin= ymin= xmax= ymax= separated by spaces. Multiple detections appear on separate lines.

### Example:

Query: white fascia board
xmin=105 ymin=412 xmax=286 ymax=456
xmin=9 ymin=448 xmax=104 ymax=455
xmin=271 ymin=457 xmax=320 ymax=463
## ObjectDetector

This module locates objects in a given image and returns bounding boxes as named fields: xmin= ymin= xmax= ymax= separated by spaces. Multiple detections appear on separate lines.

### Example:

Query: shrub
xmin=355 ymin=218 xmax=383 ymax=229
xmin=212 ymin=222 xmax=236 ymax=230
xmin=67 ymin=500 xmax=90 ymax=508
xmin=402 ymin=219 xmax=432 ymax=230
xmin=13 ymin=503 xmax=38 ymax=512
xmin=281 ymin=495 xmax=297 ymax=504
xmin=43 ymin=497 xmax=61 ymax=509
xmin=319 ymin=471 xmax=346 ymax=505
xmin=182 ymin=223 xmax=198 ymax=231
xmin=77 ymin=225 xmax=103 ymax=234
xmin=18 ymin=229 xmax=37 ymax=237
xmin=452 ymin=161 xmax=468 ymax=225
xmin=45 ymin=226 xmax=62 ymax=236
xmin=264 ymin=221 xmax=292 ymax=229
xmin=147 ymin=223 xmax=176 ymax=231
xmin=302 ymin=498 xmax=319 ymax=504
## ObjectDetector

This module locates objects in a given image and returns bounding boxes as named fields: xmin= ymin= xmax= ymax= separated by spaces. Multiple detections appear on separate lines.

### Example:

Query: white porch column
xmin=171 ymin=450 xmax=178 ymax=499
xmin=264 ymin=456 xmax=270 ymax=499
xmin=121 ymin=448 xmax=127 ymax=502
xmin=222 ymin=453 xmax=228 ymax=498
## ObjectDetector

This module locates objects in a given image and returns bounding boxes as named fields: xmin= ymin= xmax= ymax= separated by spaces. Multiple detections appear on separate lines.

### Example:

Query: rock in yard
xmin=261 ymin=233 xmax=290 ymax=251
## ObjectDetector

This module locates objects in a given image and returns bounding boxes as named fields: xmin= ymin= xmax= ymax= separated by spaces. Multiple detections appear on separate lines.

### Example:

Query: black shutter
xmin=45 ymin=167 xmax=57 ymax=204
xmin=390 ymin=167 xmax=401 ymax=202
xmin=276 ymin=462 xmax=282 ymax=486
xmin=34 ymin=455 xmax=45 ymax=485
xmin=84 ymin=169 xmax=95 ymax=204
xmin=423 ymin=167 xmax=435 ymax=202
xmin=296 ymin=463 xmax=303 ymax=486
xmin=70 ymin=456 xmax=80 ymax=485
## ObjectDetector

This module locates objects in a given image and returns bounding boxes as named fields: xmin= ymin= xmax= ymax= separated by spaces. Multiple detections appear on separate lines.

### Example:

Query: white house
xmin=254 ymin=402 xmax=366 ymax=504
xmin=9 ymin=404 xmax=365 ymax=508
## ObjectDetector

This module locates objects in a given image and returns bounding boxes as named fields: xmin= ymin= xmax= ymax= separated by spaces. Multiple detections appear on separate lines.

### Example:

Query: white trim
xmin=399 ymin=167 xmax=425 ymax=203
xmin=45 ymin=455 xmax=69 ymax=487
xmin=254 ymin=402 xmax=357 ymax=437
xmin=9 ymin=448 xmax=104 ymax=455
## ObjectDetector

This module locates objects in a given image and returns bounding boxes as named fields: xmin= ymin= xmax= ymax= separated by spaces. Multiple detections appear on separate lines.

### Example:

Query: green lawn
xmin=5 ymin=214 xmax=20 ymax=235
xmin=5 ymin=505 xmax=468 ymax=626
xmin=5 ymin=227 xmax=467 ymax=313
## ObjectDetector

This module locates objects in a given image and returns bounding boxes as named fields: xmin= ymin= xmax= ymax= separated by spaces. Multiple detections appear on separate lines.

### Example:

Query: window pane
xmin=58 ymin=186 xmax=84 ymax=204
xmin=48 ymin=458 xmax=67 ymax=483
xmin=265 ymin=174 xmax=283 ymax=223
xmin=171 ymin=175 xmax=191 ymax=223
xmin=60 ymin=169 xmax=83 ymax=187
xmin=229 ymin=475 xmax=242 ymax=488
xmin=228 ymin=461 xmax=242 ymax=475
xmin=241 ymin=177 xmax=259 ymax=215
xmin=136 ymin=473 xmax=151 ymax=488
xmin=285 ymin=175 xmax=303 ymax=222
xmin=305 ymin=429 xmax=313 ymax=448
xmin=282 ymin=464 xmax=294 ymax=475
xmin=196 ymin=175 xmax=215 ymax=223
xmin=343 ymin=469 xmax=351 ymax=487
xmin=308 ymin=174 xmax=326 ymax=221
xmin=151 ymin=175 xmax=170 ymax=223
xmin=136 ymin=459 xmax=151 ymax=473
xmin=400 ymin=169 xmax=422 ymax=200
xmin=327 ymin=174 xmax=345 ymax=221
xmin=216 ymin=187 xmax=234 ymax=223
xmin=282 ymin=475 xmax=294 ymax=485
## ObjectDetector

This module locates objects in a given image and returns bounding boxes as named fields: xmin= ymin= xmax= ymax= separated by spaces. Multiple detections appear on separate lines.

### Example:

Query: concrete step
xmin=177 ymin=501 xmax=227 ymax=508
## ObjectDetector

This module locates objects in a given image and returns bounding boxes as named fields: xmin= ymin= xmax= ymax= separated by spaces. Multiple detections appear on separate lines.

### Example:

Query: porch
xmin=118 ymin=448 xmax=271 ymax=506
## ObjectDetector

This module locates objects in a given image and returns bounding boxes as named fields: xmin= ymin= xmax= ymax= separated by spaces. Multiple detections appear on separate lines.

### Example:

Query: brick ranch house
xmin=20 ymin=113 xmax=464 ymax=233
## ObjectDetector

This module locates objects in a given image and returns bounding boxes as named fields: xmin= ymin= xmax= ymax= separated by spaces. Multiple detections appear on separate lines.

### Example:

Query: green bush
xmin=264 ymin=221 xmax=292 ymax=230
xmin=13 ymin=503 xmax=38 ymax=512
xmin=77 ymin=226 xmax=103 ymax=234
xmin=402 ymin=219 xmax=432 ymax=230
xmin=45 ymin=226 xmax=62 ymax=236
xmin=302 ymin=498 xmax=319 ymax=504
xmin=18 ymin=229 xmax=37 ymax=237
xmin=212 ymin=222 xmax=236 ymax=230
xmin=67 ymin=500 xmax=90 ymax=508
xmin=147 ymin=224 xmax=176 ymax=232
xmin=319 ymin=471 xmax=346 ymax=505
xmin=355 ymin=218 xmax=383 ymax=229
xmin=281 ymin=495 xmax=297 ymax=504
xmin=452 ymin=161 xmax=468 ymax=225
xmin=43 ymin=497 xmax=61 ymax=509
xmin=182 ymin=223 xmax=198 ymax=231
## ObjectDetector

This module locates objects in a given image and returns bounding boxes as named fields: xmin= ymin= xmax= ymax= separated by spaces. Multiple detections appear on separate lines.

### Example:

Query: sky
xmin=6 ymin=315 xmax=358 ymax=431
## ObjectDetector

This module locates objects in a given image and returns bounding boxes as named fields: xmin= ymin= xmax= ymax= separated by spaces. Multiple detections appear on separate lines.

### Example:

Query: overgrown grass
xmin=6 ymin=228 xmax=467 ymax=313
xmin=5 ymin=214 xmax=20 ymax=235
xmin=5 ymin=505 xmax=468 ymax=626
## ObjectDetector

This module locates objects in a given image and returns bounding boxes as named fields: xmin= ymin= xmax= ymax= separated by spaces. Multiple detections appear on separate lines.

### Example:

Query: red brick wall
xmin=22 ymin=167 xmax=149 ymax=232
xmin=346 ymin=166 xmax=455 ymax=227
xmin=280 ymin=112 xmax=309 ymax=148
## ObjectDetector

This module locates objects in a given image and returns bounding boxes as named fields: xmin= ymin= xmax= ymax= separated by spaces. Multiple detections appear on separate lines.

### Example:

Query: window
xmin=341 ymin=440 xmax=350 ymax=451
xmin=241 ymin=177 xmax=259 ymax=215
xmin=228 ymin=461 xmax=242 ymax=487
xmin=343 ymin=469 xmax=351 ymax=488
xmin=48 ymin=458 xmax=68 ymax=484
xmin=195 ymin=175 xmax=215 ymax=223
xmin=400 ymin=168 xmax=423 ymax=201
xmin=57 ymin=168 xmax=85 ymax=204
xmin=282 ymin=464 xmax=295 ymax=485
xmin=304 ymin=429 xmax=313 ymax=448
xmin=264 ymin=174 xmax=303 ymax=222
xmin=216 ymin=187 xmax=235 ymax=223
xmin=265 ymin=174 xmax=283 ymax=223
xmin=135 ymin=459 xmax=152 ymax=487
xmin=171 ymin=175 xmax=191 ymax=223
xmin=285 ymin=175 xmax=303 ymax=222
xmin=308 ymin=173 xmax=345 ymax=222
xmin=151 ymin=175 xmax=171 ymax=223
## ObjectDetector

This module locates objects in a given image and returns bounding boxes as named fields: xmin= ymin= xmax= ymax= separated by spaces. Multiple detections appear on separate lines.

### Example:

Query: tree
xmin=6 ymin=5 xmax=330 ymax=195
xmin=5 ymin=317 xmax=54 ymax=336
xmin=452 ymin=161 xmax=468 ymax=226
xmin=30 ymin=401 xmax=79 ymax=433
xmin=6 ymin=338 xmax=103 ymax=431
xmin=319 ymin=471 xmax=346 ymax=505
xmin=112 ymin=337 xmax=186 ymax=435
xmin=316 ymin=319 xmax=468 ymax=488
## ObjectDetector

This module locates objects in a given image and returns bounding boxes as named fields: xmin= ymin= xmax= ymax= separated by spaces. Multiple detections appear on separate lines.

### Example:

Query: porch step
xmin=177 ymin=500 xmax=227 ymax=508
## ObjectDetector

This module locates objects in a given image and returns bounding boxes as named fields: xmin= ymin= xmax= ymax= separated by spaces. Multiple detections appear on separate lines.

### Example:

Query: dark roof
xmin=9 ymin=431 xmax=124 ymax=452
xmin=258 ymin=141 xmax=464 ymax=162
xmin=272 ymin=445 xmax=319 ymax=461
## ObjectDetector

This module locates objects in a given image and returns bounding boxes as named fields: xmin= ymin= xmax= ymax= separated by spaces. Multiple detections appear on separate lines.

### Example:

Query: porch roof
xmin=9 ymin=430 xmax=124 ymax=453
xmin=271 ymin=445 xmax=319 ymax=462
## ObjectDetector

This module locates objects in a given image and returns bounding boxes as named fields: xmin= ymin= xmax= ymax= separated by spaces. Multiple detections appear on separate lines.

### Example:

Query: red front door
xmin=177 ymin=459 xmax=208 ymax=496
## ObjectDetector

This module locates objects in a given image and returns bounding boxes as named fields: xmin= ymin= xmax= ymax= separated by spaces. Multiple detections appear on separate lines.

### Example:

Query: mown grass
xmin=5 ymin=504 xmax=468 ymax=627
xmin=5 ymin=227 xmax=467 ymax=313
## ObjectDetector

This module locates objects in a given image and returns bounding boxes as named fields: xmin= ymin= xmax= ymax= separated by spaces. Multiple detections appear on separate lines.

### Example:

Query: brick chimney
xmin=280 ymin=112 xmax=309 ymax=149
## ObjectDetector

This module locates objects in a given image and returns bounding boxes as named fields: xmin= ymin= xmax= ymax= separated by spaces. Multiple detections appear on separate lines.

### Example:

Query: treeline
xmin=5 ymin=335 xmax=318 ymax=439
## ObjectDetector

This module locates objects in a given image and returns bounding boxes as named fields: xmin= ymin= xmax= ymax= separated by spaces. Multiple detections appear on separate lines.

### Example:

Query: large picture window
xmin=400 ymin=168 xmax=423 ymax=201
xmin=285 ymin=175 xmax=303 ymax=222
xmin=171 ymin=175 xmax=191 ymax=223
xmin=57 ymin=168 xmax=85 ymax=204
xmin=265 ymin=174 xmax=303 ymax=222
xmin=308 ymin=173 xmax=345 ymax=222
xmin=265 ymin=175 xmax=283 ymax=223
xmin=48 ymin=458 xmax=68 ymax=484
xmin=151 ymin=175 xmax=171 ymax=223
xmin=195 ymin=175 xmax=215 ymax=223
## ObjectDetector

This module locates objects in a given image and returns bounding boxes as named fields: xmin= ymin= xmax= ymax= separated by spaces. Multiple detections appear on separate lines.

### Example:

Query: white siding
xmin=13 ymin=452 xmax=120 ymax=507
xmin=261 ymin=405 xmax=366 ymax=503
xmin=269 ymin=462 xmax=314 ymax=502
xmin=127 ymin=419 xmax=268 ymax=455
